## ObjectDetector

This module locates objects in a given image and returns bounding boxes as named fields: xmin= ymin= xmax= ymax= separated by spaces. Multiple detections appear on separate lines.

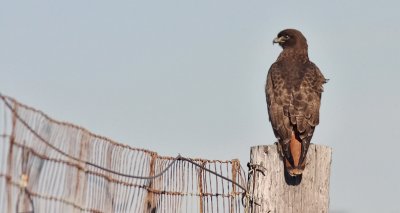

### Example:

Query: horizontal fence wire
xmin=0 ymin=94 xmax=247 ymax=213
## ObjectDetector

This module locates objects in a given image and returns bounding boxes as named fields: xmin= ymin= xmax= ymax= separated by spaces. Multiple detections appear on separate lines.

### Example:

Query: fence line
xmin=0 ymin=94 xmax=247 ymax=213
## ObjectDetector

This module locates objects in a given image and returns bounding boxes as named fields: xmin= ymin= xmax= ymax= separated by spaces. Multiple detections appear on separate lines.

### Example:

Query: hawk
xmin=266 ymin=29 xmax=327 ymax=176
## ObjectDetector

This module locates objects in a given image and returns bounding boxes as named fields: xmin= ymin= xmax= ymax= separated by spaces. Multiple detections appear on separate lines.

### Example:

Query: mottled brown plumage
xmin=266 ymin=29 xmax=327 ymax=176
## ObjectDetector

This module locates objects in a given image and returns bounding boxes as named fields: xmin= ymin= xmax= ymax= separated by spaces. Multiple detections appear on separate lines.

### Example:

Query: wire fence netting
xmin=0 ymin=95 xmax=247 ymax=213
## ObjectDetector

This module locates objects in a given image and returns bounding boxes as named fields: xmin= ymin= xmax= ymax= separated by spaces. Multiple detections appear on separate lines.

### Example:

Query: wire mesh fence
xmin=0 ymin=94 xmax=247 ymax=213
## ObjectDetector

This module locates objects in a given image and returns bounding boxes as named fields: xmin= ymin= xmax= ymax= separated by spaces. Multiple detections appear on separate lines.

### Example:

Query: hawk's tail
xmin=284 ymin=132 xmax=306 ymax=176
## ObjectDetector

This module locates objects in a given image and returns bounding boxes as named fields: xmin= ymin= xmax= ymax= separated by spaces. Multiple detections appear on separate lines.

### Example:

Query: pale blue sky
xmin=1 ymin=1 xmax=400 ymax=212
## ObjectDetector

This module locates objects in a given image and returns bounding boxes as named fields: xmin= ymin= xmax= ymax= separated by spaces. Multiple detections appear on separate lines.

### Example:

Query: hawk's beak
xmin=273 ymin=36 xmax=285 ymax=45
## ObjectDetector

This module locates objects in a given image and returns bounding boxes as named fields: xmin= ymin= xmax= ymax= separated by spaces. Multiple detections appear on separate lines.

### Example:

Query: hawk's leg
xmin=275 ymin=142 xmax=284 ymax=159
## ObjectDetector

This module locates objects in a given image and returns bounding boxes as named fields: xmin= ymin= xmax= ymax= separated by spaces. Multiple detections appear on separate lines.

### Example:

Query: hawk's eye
xmin=285 ymin=35 xmax=290 ymax=39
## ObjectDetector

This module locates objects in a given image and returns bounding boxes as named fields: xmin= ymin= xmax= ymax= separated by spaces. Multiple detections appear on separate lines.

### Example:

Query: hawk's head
xmin=273 ymin=29 xmax=308 ymax=50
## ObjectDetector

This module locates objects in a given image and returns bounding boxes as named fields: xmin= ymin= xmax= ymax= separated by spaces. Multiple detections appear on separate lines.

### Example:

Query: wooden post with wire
xmin=248 ymin=144 xmax=332 ymax=213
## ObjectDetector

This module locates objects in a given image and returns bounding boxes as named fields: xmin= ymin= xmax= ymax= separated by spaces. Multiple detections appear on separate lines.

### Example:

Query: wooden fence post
xmin=145 ymin=153 xmax=157 ymax=213
xmin=248 ymin=144 xmax=332 ymax=213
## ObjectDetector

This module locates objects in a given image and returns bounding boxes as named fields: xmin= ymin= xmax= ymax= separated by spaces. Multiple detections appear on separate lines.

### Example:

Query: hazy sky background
xmin=1 ymin=1 xmax=400 ymax=212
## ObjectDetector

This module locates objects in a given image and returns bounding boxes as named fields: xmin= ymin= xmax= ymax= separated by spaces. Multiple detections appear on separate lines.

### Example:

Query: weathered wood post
xmin=248 ymin=144 xmax=332 ymax=213
xmin=145 ymin=153 xmax=157 ymax=213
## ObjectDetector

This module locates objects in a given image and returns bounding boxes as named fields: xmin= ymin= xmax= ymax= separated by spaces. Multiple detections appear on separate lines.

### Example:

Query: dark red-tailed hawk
xmin=266 ymin=29 xmax=327 ymax=176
